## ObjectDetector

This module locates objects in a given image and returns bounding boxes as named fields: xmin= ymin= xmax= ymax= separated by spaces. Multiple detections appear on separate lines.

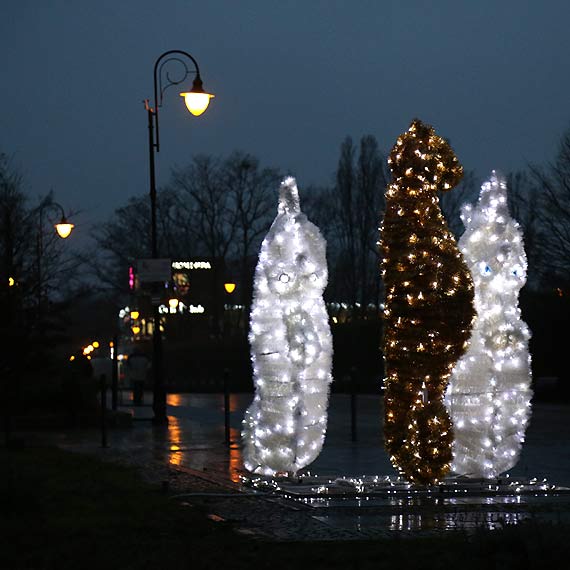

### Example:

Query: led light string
xmin=242 ymin=177 xmax=333 ymax=476
xmin=380 ymin=119 xmax=475 ymax=485
xmin=446 ymin=171 xmax=532 ymax=478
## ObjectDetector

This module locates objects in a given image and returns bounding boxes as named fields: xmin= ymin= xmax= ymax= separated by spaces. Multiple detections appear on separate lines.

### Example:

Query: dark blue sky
xmin=2 ymin=1 xmax=570 ymax=241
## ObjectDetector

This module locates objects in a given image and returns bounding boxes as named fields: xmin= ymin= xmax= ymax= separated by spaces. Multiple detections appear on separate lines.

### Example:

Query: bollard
xmin=133 ymin=380 xmax=144 ymax=406
xmin=223 ymin=368 xmax=231 ymax=445
xmin=100 ymin=373 xmax=108 ymax=448
xmin=350 ymin=367 xmax=358 ymax=442
xmin=111 ymin=334 xmax=118 ymax=411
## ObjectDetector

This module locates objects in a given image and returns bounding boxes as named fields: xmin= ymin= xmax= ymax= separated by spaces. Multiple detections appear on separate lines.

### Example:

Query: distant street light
xmin=144 ymin=50 xmax=214 ymax=425
xmin=224 ymin=282 xmax=236 ymax=294
xmin=37 ymin=199 xmax=74 ymax=317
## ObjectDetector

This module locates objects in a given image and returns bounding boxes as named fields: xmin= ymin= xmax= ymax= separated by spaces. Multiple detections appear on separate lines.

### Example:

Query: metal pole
xmin=350 ymin=367 xmax=358 ymax=442
xmin=36 ymin=208 xmax=43 ymax=324
xmin=111 ymin=334 xmax=118 ymax=411
xmin=223 ymin=368 xmax=231 ymax=445
xmin=147 ymin=105 xmax=167 ymax=426
xmin=100 ymin=373 xmax=108 ymax=448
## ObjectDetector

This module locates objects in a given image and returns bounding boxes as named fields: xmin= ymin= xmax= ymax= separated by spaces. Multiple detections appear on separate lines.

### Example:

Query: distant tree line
xmin=6 ymin=126 xmax=570 ymax=334
xmin=5 ymin=125 xmax=570 ymax=390
xmin=93 ymin=128 xmax=570 ymax=322
xmin=0 ymin=153 xmax=81 ymax=417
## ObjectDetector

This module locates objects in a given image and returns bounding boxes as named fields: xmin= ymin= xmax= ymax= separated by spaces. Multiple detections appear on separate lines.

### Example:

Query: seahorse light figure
xmin=381 ymin=119 xmax=475 ymax=485
xmin=446 ymin=171 xmax=532 ymax=478
xmin=242 ymin=176 xmax=333 ymax=476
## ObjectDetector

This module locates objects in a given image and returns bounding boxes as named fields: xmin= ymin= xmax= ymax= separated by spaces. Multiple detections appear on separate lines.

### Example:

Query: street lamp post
xmin=37 ymin=199 xmax=75 ymax=319
xmin=144 ymin=50 xmax=214 ymax=425
xmin=2 ymin=198 xmax=74 ymax=445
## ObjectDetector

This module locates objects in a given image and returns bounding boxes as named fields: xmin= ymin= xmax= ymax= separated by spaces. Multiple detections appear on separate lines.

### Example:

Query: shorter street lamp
xmin=37 ymin=200 xmax=74 ymax=316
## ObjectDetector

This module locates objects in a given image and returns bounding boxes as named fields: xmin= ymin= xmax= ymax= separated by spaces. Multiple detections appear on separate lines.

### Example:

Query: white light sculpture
xmin=242 ymin=176 xmax=333 ymax=476
xmin=446 ymin=171 xmax=532 ymax=478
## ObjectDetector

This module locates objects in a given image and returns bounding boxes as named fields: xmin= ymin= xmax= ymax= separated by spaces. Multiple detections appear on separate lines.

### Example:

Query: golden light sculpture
xmin=380 ymin=119 xmax=475 ymax=485
xmin=224 ymin=282 xmax=236 ymax=294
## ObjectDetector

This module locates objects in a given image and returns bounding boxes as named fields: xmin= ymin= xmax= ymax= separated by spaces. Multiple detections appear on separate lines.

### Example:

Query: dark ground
xmin=2 ymin=446 xmax=570 ymax=570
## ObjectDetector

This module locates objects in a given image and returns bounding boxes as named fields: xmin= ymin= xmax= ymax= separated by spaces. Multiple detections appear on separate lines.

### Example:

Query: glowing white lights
xmin=446 ymin=171 xmax=533 ymax=478
xmin=242 ymin=177 xmax=333 ymax=476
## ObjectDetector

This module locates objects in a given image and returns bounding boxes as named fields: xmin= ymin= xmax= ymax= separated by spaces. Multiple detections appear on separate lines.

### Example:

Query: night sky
xmin=2 ymin=0 xmax=570 ymax=243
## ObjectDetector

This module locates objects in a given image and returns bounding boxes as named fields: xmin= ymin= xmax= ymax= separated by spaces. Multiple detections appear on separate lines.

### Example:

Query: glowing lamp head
xmin=131 ymin=325 xmax=141 ymax=335
xmin=130 ymin=311 xmax=140 ymax=320
xmin=224 ymin=282 xmax=236 ymax=294
xmin=92 ymin=341 xmax=100 ymax=348
xmin=168 ymin=298 xmax=179 ymax=309
xmin=55 ymin=216 xmax=74 ymax=239
xmin=179 ymin=75 xmax=214 ymax=116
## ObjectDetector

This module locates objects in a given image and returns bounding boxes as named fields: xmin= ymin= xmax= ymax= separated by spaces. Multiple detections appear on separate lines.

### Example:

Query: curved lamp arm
xmin=145 ymin=49 xmax=211 ymax=153
xmin=38 ymin=199 xmax=74 ymax=239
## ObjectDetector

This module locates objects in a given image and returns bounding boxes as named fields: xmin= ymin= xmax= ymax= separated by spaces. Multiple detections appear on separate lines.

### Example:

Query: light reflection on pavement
xmin=106 ymin=393 xmax=570 ymax=489
xmin=23 ymin=393 xmax=570 ymax=536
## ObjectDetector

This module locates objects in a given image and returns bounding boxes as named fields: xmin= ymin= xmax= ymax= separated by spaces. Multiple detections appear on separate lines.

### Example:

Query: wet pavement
xmin=26 ymin=392 xmax=570 ymax=540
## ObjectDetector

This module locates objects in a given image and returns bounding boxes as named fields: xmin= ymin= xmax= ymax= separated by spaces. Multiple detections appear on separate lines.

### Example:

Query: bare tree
xmin=335 ymin=137 xmax=358 ymax=307
xmin=92 ymin=195 xmax=151 ymax=293
xmin=171 ymin=156 xmax=237 ymax=262
xmin=222 ymin=152 xmax=281 ymax=305
xmin=333 ymin=135 xmax=388 ymax=314
xmin=356 ymin=135 xmax=389 ymax=312
xmin=528 ymin=130 xmax=570 ymax=287
xmin=507 ymin=170 xmax=542 ymax=289
xmin=0 ymin=154 xmax=32 ymax=390
xmin=0 ymin=154 xmax=32 ymax=291
xmin=438 ymin=170 xmax=480 ymax=239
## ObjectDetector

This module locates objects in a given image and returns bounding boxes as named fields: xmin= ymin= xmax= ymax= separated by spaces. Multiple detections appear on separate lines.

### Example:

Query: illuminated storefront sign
xmin=171 ymin=261 xmax=212 ymax=270
xmin=158 ymin=302 xmax=205 ymax=315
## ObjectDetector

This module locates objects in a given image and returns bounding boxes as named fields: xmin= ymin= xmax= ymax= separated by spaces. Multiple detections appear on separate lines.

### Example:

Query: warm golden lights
xmin=224 ymin=282 xmax=236 ymax=294
xmin=380 ymin=119 xmax=475 ymax=485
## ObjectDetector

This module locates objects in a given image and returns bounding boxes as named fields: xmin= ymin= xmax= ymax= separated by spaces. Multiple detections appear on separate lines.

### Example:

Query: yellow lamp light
xmin=8 ymin=277 xmax=15 ymax=287
xmin=92 ymin=341 xmax=100 ymax=348
xmin=224 ymin=282 xmax=236 ymax=294
xmin=130 ymin=311 xmax=140 ymax=320
xmin=168 ymin=298 xmax=179 ymax=309
xmin=132 ymin=325 xmax=141 ymax=335
xmin=55 ymin=216 xmax=74 ymax=239
xmin=69 ymin=355 xmax=75 ymax=361
xmin=179 ymin=76 xmax=214 ymax=116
